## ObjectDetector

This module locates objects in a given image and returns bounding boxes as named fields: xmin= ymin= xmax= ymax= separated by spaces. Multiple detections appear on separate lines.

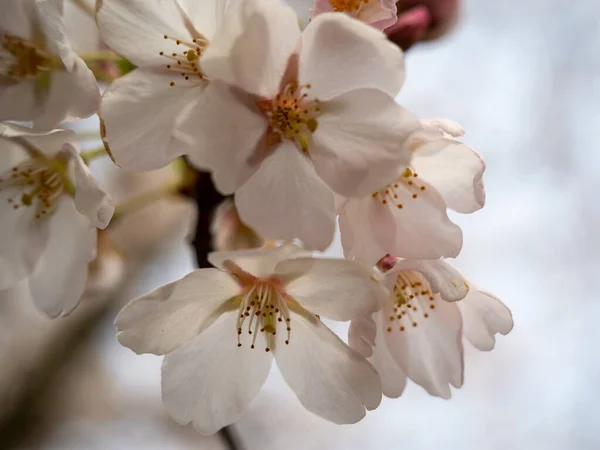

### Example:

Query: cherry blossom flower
xmin=0 ymin=0 xmax=100 ymax=129
xmin=96 ymin=0 xmax=233 ymax=171
xmin=349 ymin=257 xmax=513 ymax=398
xmin=0 ymin=123 xmax=113 ymax=317
xmin=311 ymin=0 xmax=398 ymax=31
xmin=178 ymin=0 xmax=419 ymax=249
xmin=115 ymin=244 xmax=384 ymax=433
xmin=339 ymin=118 xmax=485 ymax=264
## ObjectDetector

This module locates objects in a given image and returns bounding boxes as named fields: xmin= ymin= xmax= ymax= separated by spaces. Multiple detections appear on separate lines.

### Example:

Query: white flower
xmin=339 ymin=118 xmax=486 ymax=264
xmin=348 ymin=258 xmax=513 ymax=399
xmin=96 ymin=0 xmax=233 ymax=171
xmin=0 ymin=123 xmax=113 ymax=317
xmin=115 ymin=244 xmax=384 ymax=433
xmin=311 ymin=0 xmax=398 ymax=31
xmin=177 ymin=0 xmax=419 ymax=249
xmin=0 ymin=0 xmax=100 ymax=129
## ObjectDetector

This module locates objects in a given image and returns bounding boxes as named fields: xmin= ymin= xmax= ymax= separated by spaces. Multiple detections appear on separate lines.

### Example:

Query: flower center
xmin=259 ymin=83 xmax=320 ymax=154
xmin=371 ymin=167 xmax=427 ymax=209
xmin=386 ymin=271 xmax=435 ymax=332
xmin=236 ymin=279 xmax=292 ymax=352
xmin=161 ymin=34 xmax=208 ymax=87
xmin=0 ymin=156 xmax=72 ymax=219
xmin=328 ymin=0 xmax=368 ymax=13
xmin=1 ymin=34 xmax=54 ymax=80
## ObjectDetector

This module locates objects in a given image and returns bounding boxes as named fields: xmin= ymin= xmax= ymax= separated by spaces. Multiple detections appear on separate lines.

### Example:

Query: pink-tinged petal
xmin=348 ymin=314 xmax=377 ymax=358
xmin=412 ymin=141 xmax=486 ymax=214
xmin=359 ymin=0 xmax=397 ymax=31
xmin=383 ymin=294 xmax=464 ymax=398
xmin=275 ymin=257 xmax=384 ymax=321
xmin=200 ymin=0 xmax=300 ymax=97
xmin=235 ymin=143 xmax=336 ymax=250
xmin=26 ymin=198 xmax=96 ymax=317
xmin=96 ymin=0 xmax=193 ymax=67
xmin=115 ymin=268 xmax=240 ymax=355
xmin=300 ymin=13 xmax=405 ymax=99
xmin=384 ymin=5 xmax=430 ymax=50
xmin=390 ymin=259 xmax=469 ymax=302
xmin=458 ymin=287 xmax=513 ymax=351
xmin=162 ymin=311 xmax=273 ymax=435
xmin=312 ymin=89 xmax=419 ymax=197
xmin=371 ymin=311 xmax=407 ymax=398
xmin=339 ymin=196 xmax=396 ymax=266
xmin=275 ymin=311 xmax=382 ymax=423
xmin=100 ymin=69 xmax=199 ymax=171
xmin=176 ymin=81 xmax=266 ymax=194
xmin=208 ymin=243 xmax=310 ymax=279
xmin=32 ymin=58 xmax=100 ymax=130
xmin=420 ymin=118 xmax=465 ymax=139
xmin=311 ymin=0 xmax=335 ymax=17
xmin=68 ymin=147 xmax=114 ymax=229
xmin=384 ymin=176 xmax=463 ymax=259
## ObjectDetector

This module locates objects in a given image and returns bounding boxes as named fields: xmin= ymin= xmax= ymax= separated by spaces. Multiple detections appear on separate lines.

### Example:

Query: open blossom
xmin=339 ymin=118 xmax=485 ymax=264
xmin=96 ymin=0 xmax=233 ymax=170
xmin=311 ymin=0 xmax=398 ymax=31
xmin=178 ymin=0 xmax=419 ymax=249
xmin=115 ymin=244 xmax=384 ymax=433
xmin=0 ymin=0 xmax=100 ymax=129
xmin=0 ymin=123 xmax=113 ymax=317
xmin=349 ymin=257 xmax=513 ymax=398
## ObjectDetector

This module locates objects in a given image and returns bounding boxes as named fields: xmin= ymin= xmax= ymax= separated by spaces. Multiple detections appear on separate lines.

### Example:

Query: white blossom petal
xmin=208 ymin=243 xmax=310 ymax=278
xmin=162 ymin=311 xmax=273 ymax=434
xmin=411 ymin=141 xmax=486 ymax=214
xmin=100 ymin=69 xmax=199 ymax=171
xmin=383 ymin=297 xmax=464 ymax=398
xmin=276 ymin=258 xmax=384 ymax=321
xmin=32 ymin=57 xmax=100 ymax=130
xmin=339 ymin=195 xmax=396 ymax=266
xmin=390 ymin=259 xmax=469 ymax=302
xmin=0 ymin=82 xmax=40 ymax=124
xmin=235 ymin=143 xmax=336 ymax=250
xmin=26 ymin=197 xmax=96 ymax=317
xmin=67 ymin=146 xmax=114 ymax=229
xmin=200 ymin=0 xmax=300 ymax=97
xmin=176 ymin=81 xmax=266 ymax=193
xmin=177 ymin=0 xmax=231 ymax=38
xmin=312 ymin=89 xmax=418 ymax=197
xmin=116 ymin=268 xmax=240 ymax=355
xmin=0 ymin=0 xmax=35 ymax=40
xmin=275 ymin=312 xmax=381 ymax=423
xmin=385 ymin=176 xmax=463 ymax=259
xmin=300 ymin=14 xmax=405 ymax=99
xmin=370 ymin=312 xmax=407 ymax=398
xmin=458 ymin=288 xmax=514 ymax=351
xmin=348 ymin=314 xmax=377 ymax=358
xmin=96 ymin=0 xmax=193 ymax=67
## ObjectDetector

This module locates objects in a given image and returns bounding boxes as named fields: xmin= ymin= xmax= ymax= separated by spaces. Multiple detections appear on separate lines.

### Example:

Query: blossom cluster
xmin=0 ymin=0 xmax=512 ymax=435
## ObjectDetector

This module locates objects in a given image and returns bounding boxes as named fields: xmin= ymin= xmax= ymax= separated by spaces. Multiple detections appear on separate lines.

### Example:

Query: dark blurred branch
xmin=184 ymin=168 xmax=242 ymax=450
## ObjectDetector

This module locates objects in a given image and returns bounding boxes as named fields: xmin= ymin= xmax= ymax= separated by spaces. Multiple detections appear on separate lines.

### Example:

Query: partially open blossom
xmin=178 ymin=0 xmax=419 ymax=249
xmin=115 ymin=244 xmax=384 ymax=433
xmin=0 ymin=123 xmax=113 ymax=316
xmin=339 ymin=118 xmax=485 ymax=264
xmin=311 ymin=0 xmax=398 ymax=31
xmin=386 ymin=0 xmax=460 ymax=49
xmin=349 ymin=257 xmax=513 ymax=398
xmin=96 ymin=0 xmax=233 ymax=170
xmin=0 ymin=0 xmax=100 ymax=129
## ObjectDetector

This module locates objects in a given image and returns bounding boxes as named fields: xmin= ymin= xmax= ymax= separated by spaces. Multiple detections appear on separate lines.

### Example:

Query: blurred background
xmin=1 ymin=0 xmax=599 ymax=448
